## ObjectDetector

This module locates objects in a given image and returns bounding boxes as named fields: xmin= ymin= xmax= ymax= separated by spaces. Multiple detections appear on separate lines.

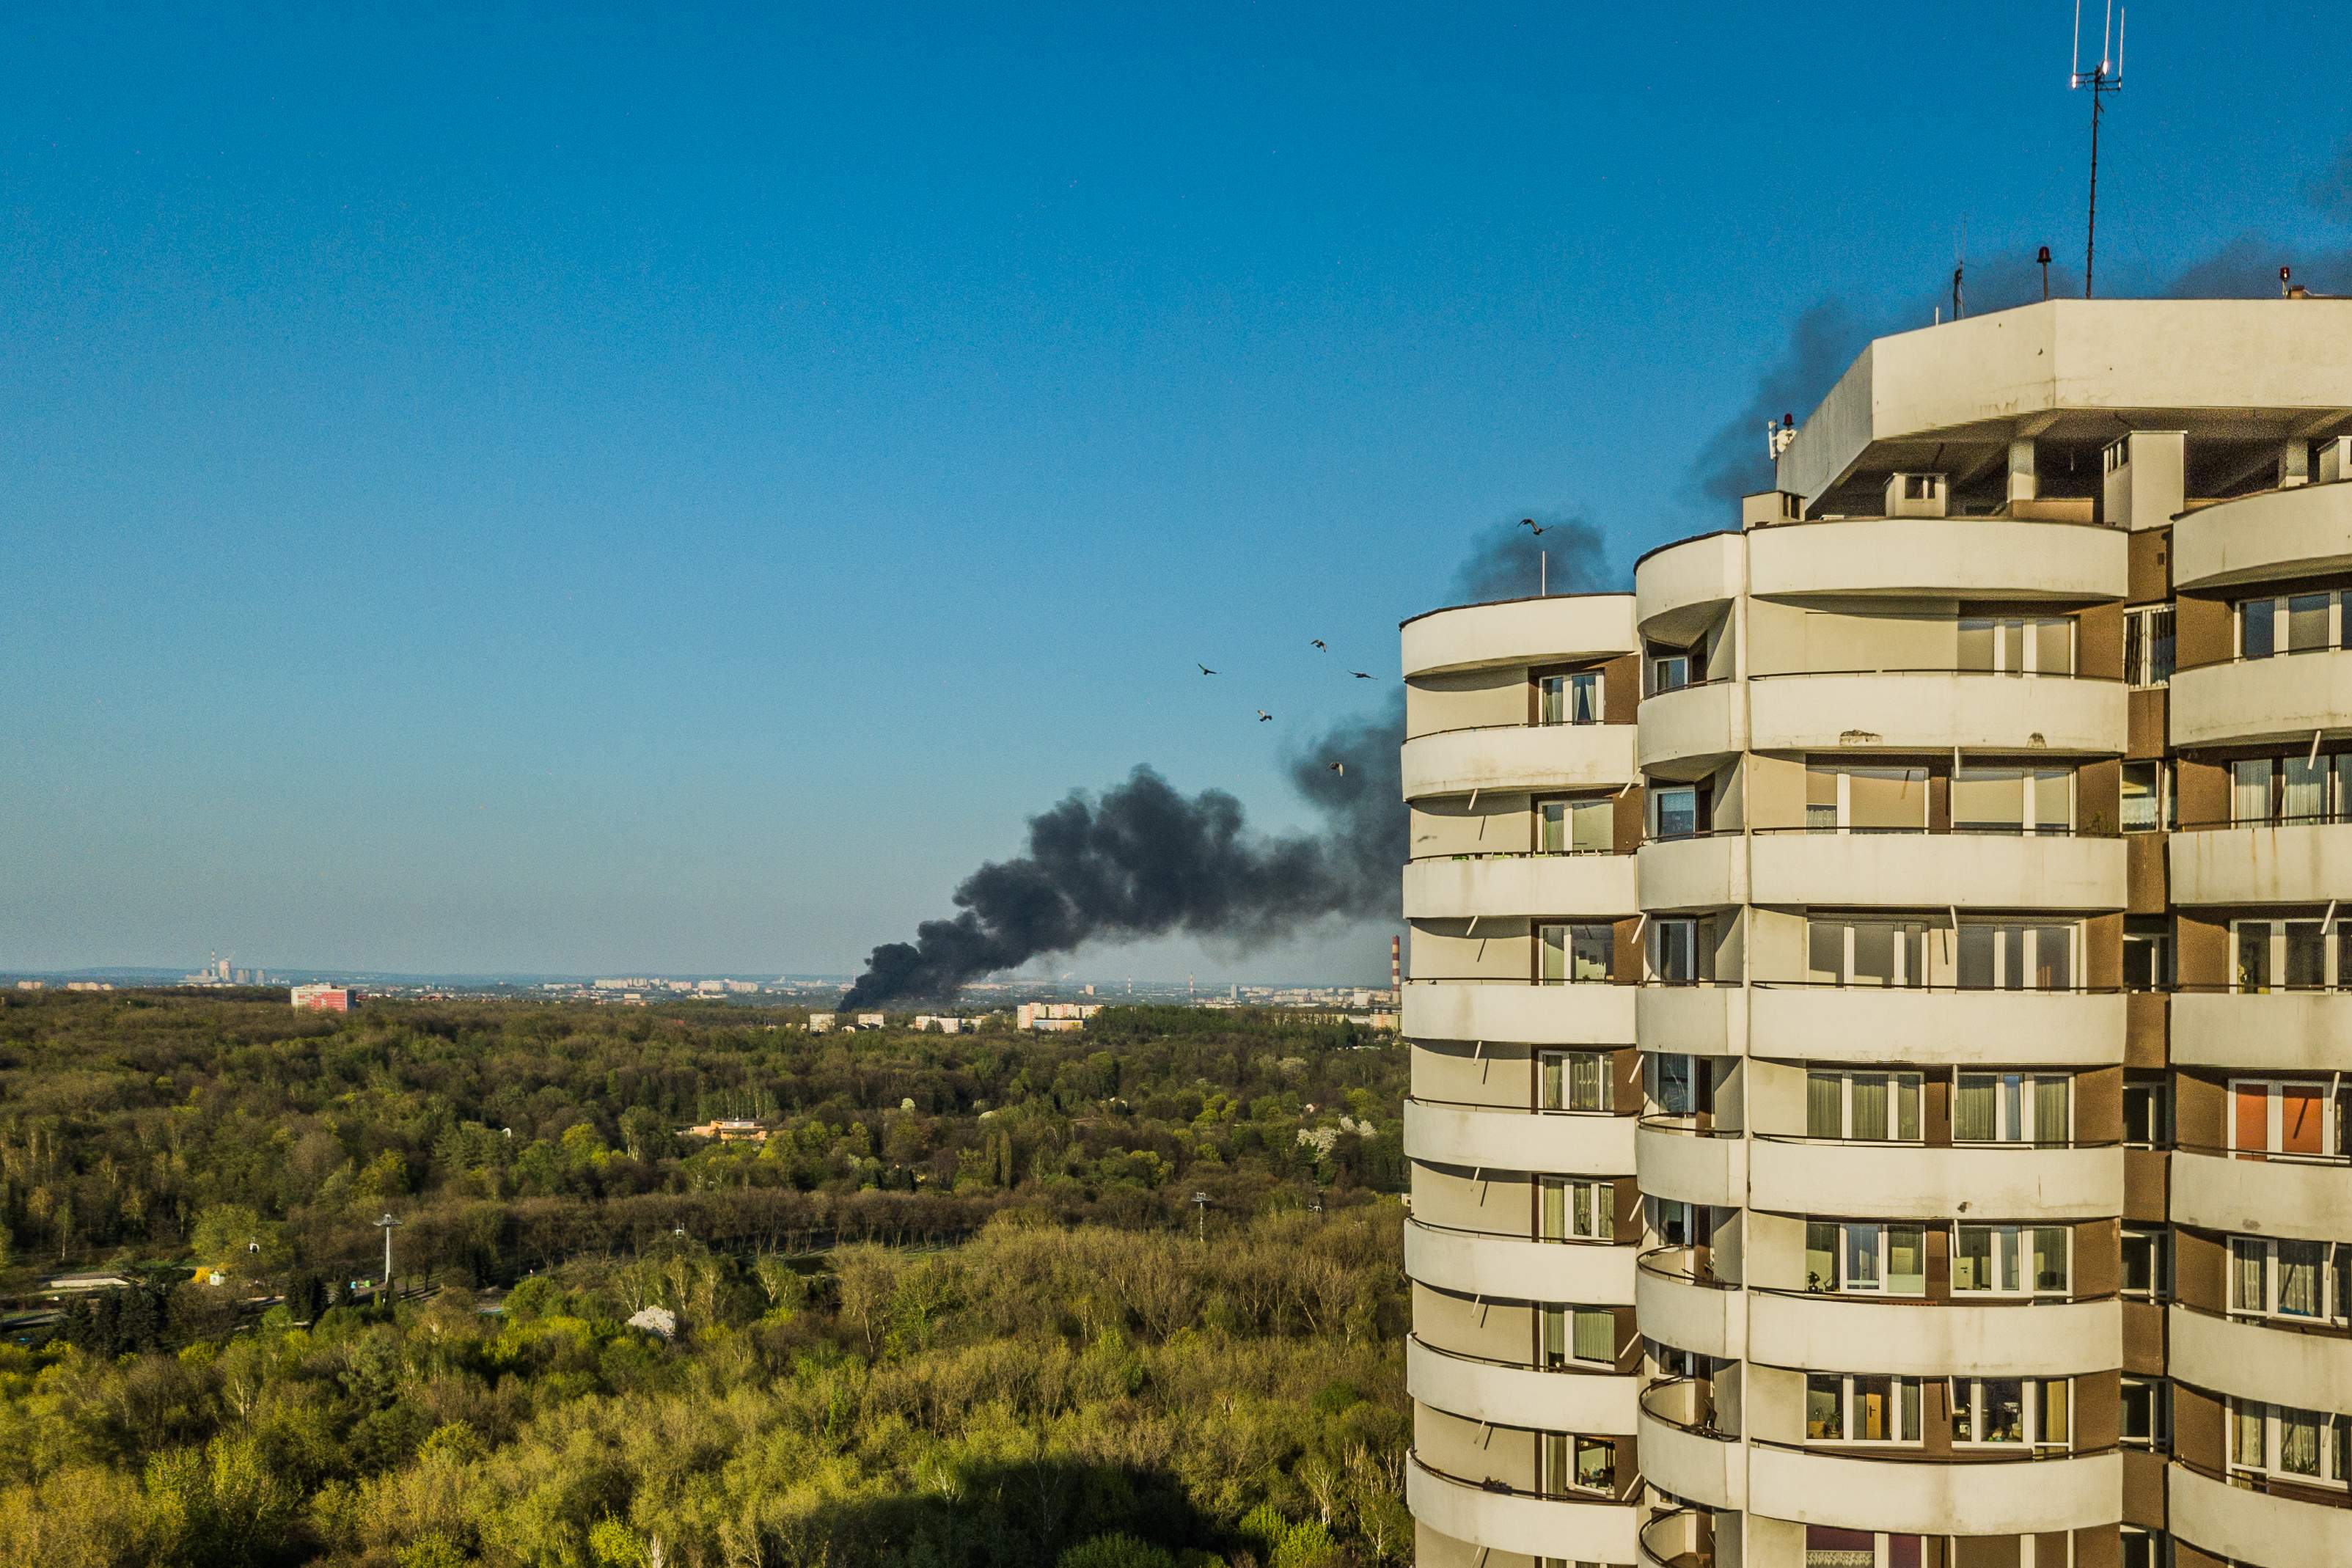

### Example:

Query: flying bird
xmin=1256 ymin=710 xmax=1273 ymax=722
xmin=1349 ymin=670 xmax=1375 ymax=680
xmin=1311 ymin=639 xmax=1327 ymax=651
xmin=1197 ymin=664 xmax=1217 ymax=675
xmin=1520 ymin=518 xmax=1544 ymax=535
xmin=1327 ymin=761 xmax=1346 ymax=775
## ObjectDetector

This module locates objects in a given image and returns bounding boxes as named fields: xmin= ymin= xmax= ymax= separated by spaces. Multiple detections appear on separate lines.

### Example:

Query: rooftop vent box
xmin=1884 ymin=472 xmax=1949 ymax=519
xmin=1740 ymin=491 xmax=1803 ymax=530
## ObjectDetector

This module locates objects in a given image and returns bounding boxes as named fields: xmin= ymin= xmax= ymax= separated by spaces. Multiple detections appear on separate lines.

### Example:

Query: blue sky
xmin=4 ymin=3 xmax=2348 ymax=981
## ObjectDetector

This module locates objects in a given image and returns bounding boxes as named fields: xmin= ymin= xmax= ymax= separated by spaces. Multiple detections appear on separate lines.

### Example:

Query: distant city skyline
xmin=4 ymin=4 xmax=2348 ymax=981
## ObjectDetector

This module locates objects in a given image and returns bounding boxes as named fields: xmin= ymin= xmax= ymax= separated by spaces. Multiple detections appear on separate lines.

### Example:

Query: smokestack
xmin=1391 ymin=934 xmax=1402 ymax=1004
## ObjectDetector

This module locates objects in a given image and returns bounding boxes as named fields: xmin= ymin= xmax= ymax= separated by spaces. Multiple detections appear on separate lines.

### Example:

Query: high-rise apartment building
xmin=1399 ymin=298 xmax=2352 ymax=1568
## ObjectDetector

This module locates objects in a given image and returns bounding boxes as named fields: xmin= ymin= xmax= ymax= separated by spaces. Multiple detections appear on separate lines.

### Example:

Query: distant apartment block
xmin=1398 ymin=298 xmax=2352 ymax=1568
xmin=1017 ymin=1002 xmax=1103 ymax=1032
xmin=290 ymin=984 xmax=360 ymax=1012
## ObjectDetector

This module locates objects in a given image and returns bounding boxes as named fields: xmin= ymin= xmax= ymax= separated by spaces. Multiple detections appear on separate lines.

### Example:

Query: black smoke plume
xmin=840 ymin=523 xmax=1613 ymax=1006
xmin=1690 ymin=300 xmax=1872 ymax=506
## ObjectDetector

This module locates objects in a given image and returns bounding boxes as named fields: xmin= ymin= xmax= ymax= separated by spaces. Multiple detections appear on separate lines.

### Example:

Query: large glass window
xmin=1539 ymin=1305 xmax=1617 ymax=1368
xmin=2230 ymin=1400 xmax=2352 ymax=1489
xmin=1952 ymin=1377 xmax=2068 ymax=1446
xmin=1540 ymin=1432 xmax=1617 ymax=1496
xmin=1806 ymin=917 xmax=1932 ymax=987
xmin=1538 ymin=923 xmax=1614 ymax=984
xmin=1805 ymin=763 xmax=1928 ymax=831
xmin=2121 ymin=761 xmax=2174 ymax=832
xmin=1956 ymin=921 xmax=2074 ymax=990
xmin=1537 ymin=794 xmax=1616 ymax=854
xmin=1539 ymin=1177 xmax=1615 ymax=1242
xmin=1954 ymin=1072 xmax=2071 ymax=1144
xmin=2231 ymin=750 xmax=2352 ymax=826
xmin=2238 ymin=590 xmax=2346 ymax=659
xmin=1652 ymin=1053 xmax=1700 ymax=1116
xmin=1649 ymin=917 xmax=1710 ymax=983
xmin=1960 ymin=615 xmax=2074 ymax=675
xmin=2123 ymin=605 xmax=2175 ymax=689
xmin=2121 ymin=1224 xmax=2171 ymax=1300
xmin=1952 ymin=765 xmax=2075 ymax=833
xmin=1537 ymin=1050 xmax=1610 ymax=1113
xmin=1650 ymin=785 xmax=1703 ymax=840
xmin=2230 ymin=1077 xmax=2340 ymax=1157
xmin=2121 ymin=1377 xmax=2171 ymax=1448
xmin=1806 ymin=1373 xmax=1924 ymax=1443
xmin=1538 ymin=670 xmax=1603 ymax=726
xmin=1805 ymin=1220 xmax=1925 ymax=1295
xmin=2234 ymin=919 xmax=2347 ymax=992
xmin=1806 ymin=1070 xmax=1923 ymax=1142
xmin=2230 ymin=1236 xmax=2351 ymax=1325
xmin=1953 ymin=1224 xmax=2070 ymax=1295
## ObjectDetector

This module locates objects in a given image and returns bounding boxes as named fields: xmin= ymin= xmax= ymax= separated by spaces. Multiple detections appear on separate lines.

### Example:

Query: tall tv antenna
xmin=2070 ymin=0 xmax=2126 ymax=298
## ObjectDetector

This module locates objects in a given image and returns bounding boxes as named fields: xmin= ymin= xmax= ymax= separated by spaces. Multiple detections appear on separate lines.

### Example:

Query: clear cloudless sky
xmin=4 ymin=3 xmax=2348 ymax=981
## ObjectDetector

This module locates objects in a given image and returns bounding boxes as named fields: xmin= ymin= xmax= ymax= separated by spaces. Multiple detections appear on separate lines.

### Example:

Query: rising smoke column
xmin=840 ymin=521 xmax=1611 ymax=1006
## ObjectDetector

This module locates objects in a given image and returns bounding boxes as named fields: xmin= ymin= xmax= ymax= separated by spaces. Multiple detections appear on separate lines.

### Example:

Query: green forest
xmin=0 ymin=992 xmax=1412 ymax=1568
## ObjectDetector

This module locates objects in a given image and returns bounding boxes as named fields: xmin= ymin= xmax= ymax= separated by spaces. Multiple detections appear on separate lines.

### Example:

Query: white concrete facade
xmin=1402 ymin=299 xmax=2352 ymax=1568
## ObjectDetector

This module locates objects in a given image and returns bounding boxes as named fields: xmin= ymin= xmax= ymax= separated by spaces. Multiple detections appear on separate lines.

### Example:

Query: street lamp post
xmin=374 ymin=1212 xmax=402 ymax=1295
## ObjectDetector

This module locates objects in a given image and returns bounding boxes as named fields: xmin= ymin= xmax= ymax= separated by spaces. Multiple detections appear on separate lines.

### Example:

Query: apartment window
xmin=2123 ymin=605 xmax=2176 ymax=689
xmin=1806 ymin=916 xmax=1932 ymax=987
xmin=2122 ymin=919 xmax=2173 ymax=991
xmin=1539 ymin=1305 xmax=1616 ymax=1368
xmin=2122 ymin=1076 xmax=2171 ymax=1148
xmin=1649 ymin=783 xmax=1708 ymax=840
xmin=1957 ymin=920 xmax=2075 ymax=990
xmin=1538 ymin=923 xmax=1613 ymax=984
xmin=2120 ymin=1528 xmax=2172 ymax=1568
xmin=2230 ymin=1237 xmax=2351 ymax=1325
xmin=1952 ymin=764 xmax=2075 ymax=834
xmin=1954 ymin=1072 xmax=2071 ymax=1144
xmin=1953 ymin=1224 xmax=2071 ymax=1296
xmin=2230 ymin=1077 xmax=2342 ymax=1157
xmin=1650 ymin=1338 xmax=1699 ymax=1379
xmin=1805 ymin=763 xmax=1928 ymax=830
xmin=1652 ymin=1053 xmax=1704 ymax=1116
xmin=1805 ymin=1220 xmax=1926 ymax=1295
xmin=2231 ymin=752 xmax=2352 ymax=826
xmin=1538 ymin=670 xmax=1603 ymax=726
xmin=1952 ymin=1377 xmax=2069 ymax=1447
xmin=2121 ymin=1377 xmax=2172 ymax=1448
xmin=1650 ymin=917 xmax=1712 ymax=983
xmin=1539 ymin=1177 xmax=1615 ymax=1242
xmin=1960 ymin=615 xmax=2075 ymax=675
xmin=2121 ymin=761 xmax=2175 ymax=832
xmin=1539 ymin=1431 xmax=1616 ymax=1497
xmin=1652 ymin=1197 xmax=1702 ymax=1249
xmin=2238 ymin=590 xmax=2346 ymax=659
xmin=1646 ymin=643 xmax=1695 ymax=697
xmin=2233 ymin=919 xmax=2346 ymax=992
xmin=2230 ymin=1399 xmax=2352 ymax=1489
xmin=1537 ymin=794 xmax=1615 ymax=854
xmin=1538 ymin=1051 xmax=1610 ymax=1113
xmin=2121 ymin=1224 xmax=2172 ymax=1300
xmin=1806 ymin=1070 xmax=1924 ymax=1142
xmin=1806 ymin=1528 xmax=1927 ymax=1568
xmin=1806 ymin=1373 xmax=1925 ymax=1443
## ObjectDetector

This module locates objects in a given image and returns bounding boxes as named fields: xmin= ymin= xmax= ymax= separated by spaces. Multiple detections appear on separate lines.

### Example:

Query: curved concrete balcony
xmin=1637 ymin=983 xmax=1745 ymax=1058
xmin=1638 ymin=1383 xmax=1745 ymax=1509
xmin=1636 ymin=680 xmax=1745 ymax=772
xmin=2171 ymin=1305 xmax=2352 ymax=1417
xmin=1747 ymin=830 xmax=2125 ymax=912
xmin=1747 ymin=1137 xmax=2122 ymax=1221
xmin=1634 ymin=531 xmax=1743 ymax=642
xmin=1748 ymin=984 xmax=2124 ymax=1067
xmin=1406 ymin=1337 xmax=1640 ymax=1433
xmin=1401 ymin=723 xmax=1638 ymax=801
xmin=1404 ymin=1219 xmax=1637 ymax=1303
xmin=2174 ymin=990 xmax=2352 ymax=1072
xmin=2170 ymin=1459 xmax=2352 ymax=1568
xmin=1406 ymin=1457 xmax=1638 ymax=1564
xmin=1748 ymin=516 xmax=2127 ymax=602
xmin=1638 ymin=1509 xmax=1716 ymax=1568
xmin=1402 ymin=854 xmax=1638 ymax=922
xmin=1635 ymin=1121 xmax=1745 ymax=1209
xmin=1402 ymin=595 xmax=1638 ymax=678
xmin=1635 ymin=1249 xmax=1744 ymax=1361
xmin=2174 ymin=480 xmax=2352 ymax=591
xmin=1748 ymin=1290 xmax=2120 ymax=1378
xmin=1404 ymin=1099 xmax=1638 ymax=1176
xmin=1747 ymin=670 xmax=2125 ymax=756
xmin=1748 ymin=1445 xmax=2120 ymax=1536
xmin=2170 ymin=821 xmax=2352 ymax=906
xmin=2172 ymin=1148 xmax=2352 ymax=1245
xmin=2172 ymin=650 xmax=2352 ymax=749
xmin=1403 ymin=982 xmax=1636 ymax=1047
xmin=1637 ymin=832 xmax=1747 ymax=912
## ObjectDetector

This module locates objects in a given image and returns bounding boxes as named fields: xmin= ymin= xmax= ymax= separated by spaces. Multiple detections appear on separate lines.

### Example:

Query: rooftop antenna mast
xmin=2070 ymin=0 xmax=2125 ymax=298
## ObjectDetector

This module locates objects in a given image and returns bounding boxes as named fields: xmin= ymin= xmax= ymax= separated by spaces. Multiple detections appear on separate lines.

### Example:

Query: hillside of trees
xmin=0 ymin=993 xmax=1410 ymax=1567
